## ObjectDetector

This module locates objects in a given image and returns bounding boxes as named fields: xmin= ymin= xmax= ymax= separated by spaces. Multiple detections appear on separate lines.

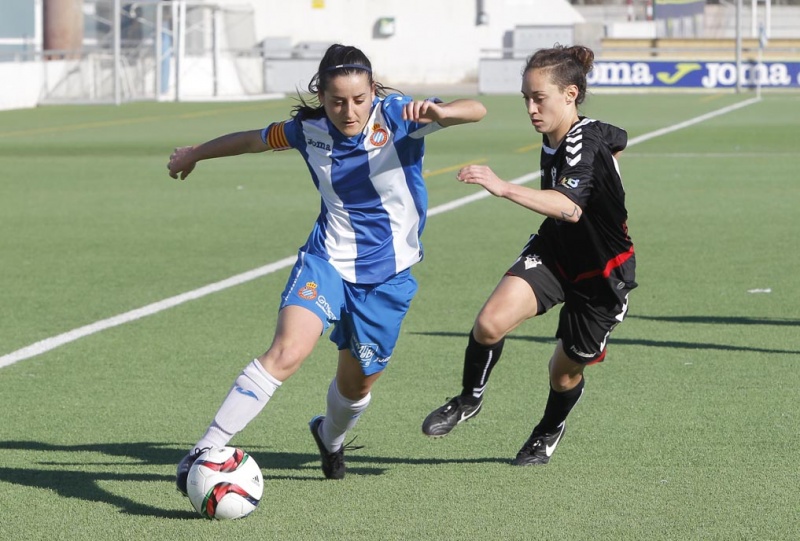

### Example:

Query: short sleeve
xmin=600 ymin=123 xmax=627 ymax=153
xmin=381 ymin=94 xmax=445 ymax=139
xmin=261 ymin=119 xmax=299 ymax=151
xmin=549 ymin=125 xmax=607 ymax=208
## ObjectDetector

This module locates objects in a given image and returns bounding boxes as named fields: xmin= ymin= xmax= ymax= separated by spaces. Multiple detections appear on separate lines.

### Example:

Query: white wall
xmin=0 ymin=0 xmax=587 ymax=109
xmin=231 ymin=0 xmax=584 ymax=86
xmin=0 ymin=62 xmax=41 ymax=110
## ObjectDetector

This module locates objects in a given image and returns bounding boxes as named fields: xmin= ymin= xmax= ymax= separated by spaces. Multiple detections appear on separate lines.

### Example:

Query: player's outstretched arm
xmin=168 ymin=129 xmax=268 ymax=180
xmin=456 ymin=164 xmax=582 ymax=223
xmin=402 ymin=99 xmax=486 ymax=127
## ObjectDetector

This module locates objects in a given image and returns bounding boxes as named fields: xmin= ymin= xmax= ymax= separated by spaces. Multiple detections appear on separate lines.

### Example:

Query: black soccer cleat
xmin=511 ymin=422 xmax=566 ymax=466
xmin=176 ymin=446 xmax=211 ymax=496
xmin=421 ymin=396 xmax=483 ymax=437
xmin=309 ymin=416 xmax=346 ymax=480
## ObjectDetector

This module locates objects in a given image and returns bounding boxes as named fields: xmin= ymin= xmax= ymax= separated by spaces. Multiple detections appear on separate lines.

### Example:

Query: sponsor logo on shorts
xmin=570 ymin=345 xmax=597 ymax=359
xmin=298 ymin=281 xmax=318 ymax=300
xmin=315 ymin=295 xmax=336 ymax=320
xmin=352 ymin=339 xmax=390 ymax=370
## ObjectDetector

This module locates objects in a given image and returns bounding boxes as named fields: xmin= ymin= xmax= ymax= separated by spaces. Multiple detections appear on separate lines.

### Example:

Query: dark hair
xmin=523 ymin=44 xmax=594 ymax=105
xmin=291 ymin=43 xmax=392 ymax=119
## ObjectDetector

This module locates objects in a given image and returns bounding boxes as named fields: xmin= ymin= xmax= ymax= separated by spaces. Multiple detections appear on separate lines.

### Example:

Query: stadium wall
xmin=0 ymin=62 xmax=40 ymax=110
xmin=0 ymin=0 xmax=586 ymax=109
xmin=247 ymin=0 xmax=585 ymax=88
xmin=2 ymin=0 xmax=799 ymax=109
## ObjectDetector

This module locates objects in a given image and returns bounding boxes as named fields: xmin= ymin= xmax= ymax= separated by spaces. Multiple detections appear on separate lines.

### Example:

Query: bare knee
xmin=549 ymin=372 xmax=583 ymax=392
xmin=336 ymin=375 xmax=374 ymax=401
xmin=258 ymin=342 xmax=311 ymax=381
xmin=472 ymin=276 xmax=538 ymax=345
xmin=336 ymin=350 xmax=380 ymax=400
xmin=473 ymin=304 xmax=518 ymax=344
xmin=473 ymin=316 xmax=505 ymax=345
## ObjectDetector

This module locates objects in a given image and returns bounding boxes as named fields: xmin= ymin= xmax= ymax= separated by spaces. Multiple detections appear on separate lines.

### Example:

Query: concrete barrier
xmin=0 ymin=62 xmax=41 ymax=110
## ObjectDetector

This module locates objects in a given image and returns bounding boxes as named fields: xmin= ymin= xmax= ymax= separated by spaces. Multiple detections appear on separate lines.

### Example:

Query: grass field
xmin=1 ymin=91 xmax=798 ymax=541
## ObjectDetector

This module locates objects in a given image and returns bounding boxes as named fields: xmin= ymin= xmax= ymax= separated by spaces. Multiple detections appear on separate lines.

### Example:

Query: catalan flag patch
xmin=264 ymin=121 xmax=291 ymax=151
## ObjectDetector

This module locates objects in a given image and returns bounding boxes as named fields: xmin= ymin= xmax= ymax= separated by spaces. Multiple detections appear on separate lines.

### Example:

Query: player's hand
xmin=168 ymin=146 xmax=197 ymax=180
xmin=456 ymin=164 xmax=507 ymax=197
xmin=402 ymin=99 xmax=445 ymax=124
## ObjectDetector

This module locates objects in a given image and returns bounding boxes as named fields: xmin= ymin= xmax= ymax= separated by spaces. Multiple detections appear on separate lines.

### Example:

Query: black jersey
xmin=537 ymin=117 xmax=636 ymax=293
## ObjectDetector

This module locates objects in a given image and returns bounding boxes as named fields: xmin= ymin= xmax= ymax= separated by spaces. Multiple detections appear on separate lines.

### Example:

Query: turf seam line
xmin=0 ymin=97 xmax=760 ymax=369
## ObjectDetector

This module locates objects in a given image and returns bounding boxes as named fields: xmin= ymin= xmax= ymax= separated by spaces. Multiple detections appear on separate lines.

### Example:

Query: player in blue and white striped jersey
xmin=168 ymin=43 xmax=486 ymax=485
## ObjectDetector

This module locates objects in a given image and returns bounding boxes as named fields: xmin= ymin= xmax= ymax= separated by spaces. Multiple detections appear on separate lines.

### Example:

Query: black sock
xmin=460 ymin=330 xmax=504 ymax=401
xmin=536 ymin=376 xmax=585 ymax=433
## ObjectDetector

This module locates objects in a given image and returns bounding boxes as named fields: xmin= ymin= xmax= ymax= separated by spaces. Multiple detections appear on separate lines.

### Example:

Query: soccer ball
xmin=186 ymin=447 xmax=263 ymax=520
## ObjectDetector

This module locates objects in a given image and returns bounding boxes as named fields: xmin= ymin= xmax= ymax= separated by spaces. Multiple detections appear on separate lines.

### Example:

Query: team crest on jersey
xmin=369 ymin=124 xmax=389 ymax=147
xmin=523 ymin=254 xmax=543 ymax=270
xmin=298 ymin=281 xmax=318 ymax=300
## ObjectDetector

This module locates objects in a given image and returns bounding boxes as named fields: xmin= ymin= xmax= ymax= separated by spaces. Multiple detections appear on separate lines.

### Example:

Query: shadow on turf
xmin=628 ymin=314 xmax=800 ymax=327
xmin=0 ymin=440 xmax=508 ymax=517
xmin=413 ymin=319 xmax=800 ymax=355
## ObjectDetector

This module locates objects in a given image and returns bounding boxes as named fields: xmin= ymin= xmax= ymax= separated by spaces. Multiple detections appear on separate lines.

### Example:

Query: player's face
xmin=521 ymin=68 xmax=578 ymax=145
xmin=320 ymin=73 xmax=376 ymax=137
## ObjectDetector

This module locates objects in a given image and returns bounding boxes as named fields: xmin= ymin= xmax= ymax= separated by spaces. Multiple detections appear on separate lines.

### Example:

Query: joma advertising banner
xmin=588 ymin=61 xmax=800 ymax=88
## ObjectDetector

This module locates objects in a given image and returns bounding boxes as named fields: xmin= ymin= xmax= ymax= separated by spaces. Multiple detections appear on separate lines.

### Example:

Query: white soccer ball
xmin=186 ymin=447 xmax=263 ymax=520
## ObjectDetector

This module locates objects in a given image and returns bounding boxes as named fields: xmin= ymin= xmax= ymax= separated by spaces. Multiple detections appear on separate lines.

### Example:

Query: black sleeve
xmin=548 ymin=125 xmax=606 ymax=208
xmin=599 ymin=122 xmax=627 ymax=153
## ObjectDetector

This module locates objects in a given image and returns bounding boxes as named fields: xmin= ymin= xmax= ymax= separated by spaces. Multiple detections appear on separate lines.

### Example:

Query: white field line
xmin=0 ymin=97 xmax=760 ymax=369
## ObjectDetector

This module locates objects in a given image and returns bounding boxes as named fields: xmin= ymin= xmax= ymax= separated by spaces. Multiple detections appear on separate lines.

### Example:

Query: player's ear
xmin=565 ymin=85 xmax=578 ymax=105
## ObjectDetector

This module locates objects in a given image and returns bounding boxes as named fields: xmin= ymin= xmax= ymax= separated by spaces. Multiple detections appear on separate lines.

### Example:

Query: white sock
xmin=320 ymin=377 xmax=371 ymax=452
xmin=195 ymin=423 xmax=232 ymax=451
xmin=194 ymin=359 xmax=281 ymax=450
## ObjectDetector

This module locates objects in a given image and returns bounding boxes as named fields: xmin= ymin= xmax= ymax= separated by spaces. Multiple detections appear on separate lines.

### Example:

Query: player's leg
xmin=309 ymin=349 xmax=381 ymax=479
xmin=421 ymin=275 xmax=538 ymax=437
xmin=423 ymin=238 xmax=564 ymax=437
xmin=176 ymin=306 xmax=323 ymax=493
xmin=177 ymin=252 xmax=338 ymax=494
xmin=206 ymin=305 xmax=323 ymax=444
xmin=196 ymin=253 xmax=339 ymax=451
xmin=512 ymin=290 xmax=631 ymax=466
xmin=510 ymin=341 xmax=584 ymax=466
xmin=468 ymin=274 xmax=541 ymax=394
xmin=309 ymin=269 xmax=417 ymax=479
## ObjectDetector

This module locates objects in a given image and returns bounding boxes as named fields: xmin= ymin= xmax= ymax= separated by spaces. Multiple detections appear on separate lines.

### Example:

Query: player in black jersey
xmin=422 ymin=45 xmax=637 ymax=466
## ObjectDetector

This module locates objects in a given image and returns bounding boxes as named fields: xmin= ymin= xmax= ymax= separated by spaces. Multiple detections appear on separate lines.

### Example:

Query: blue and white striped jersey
xmin=262 ymin=94 xmax=443 ymax=284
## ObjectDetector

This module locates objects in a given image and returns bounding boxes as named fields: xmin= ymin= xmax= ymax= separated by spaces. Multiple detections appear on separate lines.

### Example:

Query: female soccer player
xmin=422 ymin=45 xmax=636 ymax=465
xmin=168 ymin=44 xmax=486 ymax=487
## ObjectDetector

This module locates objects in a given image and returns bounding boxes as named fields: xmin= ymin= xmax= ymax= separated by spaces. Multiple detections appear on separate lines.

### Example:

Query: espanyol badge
xmin=298 ymin=281 xmax=318 ymax=300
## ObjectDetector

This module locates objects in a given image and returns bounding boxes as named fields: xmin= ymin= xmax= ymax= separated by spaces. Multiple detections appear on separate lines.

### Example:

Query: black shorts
xmin=506 ymin=235 xmax=635 ymax=364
